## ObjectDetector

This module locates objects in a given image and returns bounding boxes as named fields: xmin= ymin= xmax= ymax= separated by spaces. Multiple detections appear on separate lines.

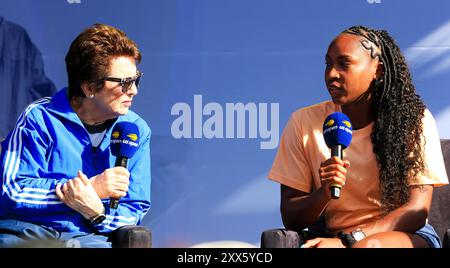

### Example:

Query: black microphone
xmin=322 ymin=112 xmax=353 ymax=199
xmin=109 ymin=121 xmax=140 ymax=208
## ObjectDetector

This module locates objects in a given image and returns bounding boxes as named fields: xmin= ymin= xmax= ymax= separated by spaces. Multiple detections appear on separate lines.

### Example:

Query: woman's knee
xmin=352 ymin=231 xmax=428 ymax=248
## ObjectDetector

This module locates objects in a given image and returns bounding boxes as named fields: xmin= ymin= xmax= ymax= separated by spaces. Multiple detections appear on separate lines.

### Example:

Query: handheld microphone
xmin=109 ymin=121 xmax=140 ymax=208
xmin=322 ymin=112 xmax=352 ymax=199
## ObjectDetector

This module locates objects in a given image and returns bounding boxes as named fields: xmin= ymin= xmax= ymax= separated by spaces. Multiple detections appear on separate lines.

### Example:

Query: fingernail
xmin=300 ymin=244 xmax=306 ymax=248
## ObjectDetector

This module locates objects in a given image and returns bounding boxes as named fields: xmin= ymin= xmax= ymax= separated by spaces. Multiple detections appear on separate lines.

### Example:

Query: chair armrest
xmin=110 ymin=225 xmax=152 ymax=248
xmin=261 ymin=228 xmax=303 ymax=248
xmin=443 ymin=229 xmax=450 ymax=248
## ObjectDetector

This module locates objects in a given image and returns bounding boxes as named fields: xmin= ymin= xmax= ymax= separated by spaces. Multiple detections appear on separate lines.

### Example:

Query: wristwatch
xmin=337 ymin=228 xmax=366 ymax=247
xmin=351 ymin=228 xmax=366 ymax=242
xmin=337 ymin=232 xmax=355 ymax=247
xmin=90 ymin=213 xmax=106 ymax=225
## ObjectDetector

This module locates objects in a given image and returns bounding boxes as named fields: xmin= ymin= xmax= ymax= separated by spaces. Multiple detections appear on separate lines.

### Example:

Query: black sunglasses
xmin=98 ymin=71 xmax=143 ymax=93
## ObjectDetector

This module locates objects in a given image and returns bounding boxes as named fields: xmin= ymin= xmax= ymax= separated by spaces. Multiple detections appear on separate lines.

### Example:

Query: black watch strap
xmin=90 ymin=213 xmax=106 ymax=225
xmin=337 ymin=232 xmax=356 ymax=248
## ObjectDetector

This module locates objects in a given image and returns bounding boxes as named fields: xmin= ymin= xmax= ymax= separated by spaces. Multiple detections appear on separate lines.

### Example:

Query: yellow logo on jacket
xmin=112 ymin=131 xmax=120 ymax=139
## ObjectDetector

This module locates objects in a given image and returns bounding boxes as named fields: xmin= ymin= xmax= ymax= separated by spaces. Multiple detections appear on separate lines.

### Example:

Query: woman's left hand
xmin=301 ymin=237 xmax=346 ymax=248
xmin=56 ymin=170 xmax=105 ymax=220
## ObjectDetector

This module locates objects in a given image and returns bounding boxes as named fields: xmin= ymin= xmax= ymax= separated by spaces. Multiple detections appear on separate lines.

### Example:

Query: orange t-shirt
xmin=268 ymin=100 xmax=449 ymax=234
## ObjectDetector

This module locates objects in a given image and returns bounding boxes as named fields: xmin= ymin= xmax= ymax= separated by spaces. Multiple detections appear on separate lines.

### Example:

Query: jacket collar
xmin=46 ymin=88 xmax=85 ymax=125
xmin=46 ymin=87 xmax=138 ymax=126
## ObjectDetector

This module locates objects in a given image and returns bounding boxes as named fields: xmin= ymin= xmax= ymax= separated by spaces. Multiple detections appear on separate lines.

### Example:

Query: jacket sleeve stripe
xmin=2 ymin=97 xmax=62 ymax=203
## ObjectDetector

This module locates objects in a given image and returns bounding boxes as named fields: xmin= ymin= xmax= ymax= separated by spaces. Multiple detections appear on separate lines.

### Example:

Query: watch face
xmin=352 ymin=230 xmax=366 ymax=241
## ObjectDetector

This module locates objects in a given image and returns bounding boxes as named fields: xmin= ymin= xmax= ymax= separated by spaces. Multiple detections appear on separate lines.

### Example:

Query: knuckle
xmin=332 ymin=176 xmax=341 ymax=182
xmin=108 ymin=189 xmax=115 ymax=197
xmin=334 ymin=177 xmax=345 ymax=185
xmin=118 ymin=166 xmax=128 ymax=173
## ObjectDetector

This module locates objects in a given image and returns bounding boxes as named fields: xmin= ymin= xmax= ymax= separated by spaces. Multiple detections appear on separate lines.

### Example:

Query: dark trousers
xmin=0 ymin=219 xmax=111 ymax=248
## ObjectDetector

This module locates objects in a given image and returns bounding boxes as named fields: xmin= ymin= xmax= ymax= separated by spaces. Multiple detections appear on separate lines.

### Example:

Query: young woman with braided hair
xmin=268 ymin=26 xmax=448 ymax=248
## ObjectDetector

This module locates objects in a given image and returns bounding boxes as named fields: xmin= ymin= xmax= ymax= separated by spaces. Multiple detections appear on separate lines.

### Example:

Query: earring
xmin=89 ymin=94 xmax=94 ymax=99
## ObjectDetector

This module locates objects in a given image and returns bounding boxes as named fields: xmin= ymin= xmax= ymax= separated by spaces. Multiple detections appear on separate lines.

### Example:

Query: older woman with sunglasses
xmin=0 ymin=24 xmax=151 ymax=248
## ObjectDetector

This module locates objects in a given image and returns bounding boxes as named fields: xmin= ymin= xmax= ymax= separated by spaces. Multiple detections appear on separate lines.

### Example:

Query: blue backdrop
xmin=2 ymin=0 xmax=450 ymax=247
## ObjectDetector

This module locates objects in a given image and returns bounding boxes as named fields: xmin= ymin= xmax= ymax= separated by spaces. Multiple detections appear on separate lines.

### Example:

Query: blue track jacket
xmin=0 ymin=88 xmax=151 ymax=234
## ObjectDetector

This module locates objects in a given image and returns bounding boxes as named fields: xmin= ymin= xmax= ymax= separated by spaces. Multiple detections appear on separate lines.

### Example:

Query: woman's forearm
xmin=281 ymin=186 xmax=331 ymax=230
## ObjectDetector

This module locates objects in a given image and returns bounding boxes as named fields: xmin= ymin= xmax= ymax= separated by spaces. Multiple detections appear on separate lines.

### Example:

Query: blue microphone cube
xmin=110 ymin=121 xmax=140 ymax=158
xmin=323 ymin=112 xmax=353 ymax=149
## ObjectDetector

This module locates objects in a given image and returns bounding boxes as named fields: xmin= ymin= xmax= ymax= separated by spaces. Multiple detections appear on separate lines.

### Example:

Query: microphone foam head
xmin=323 ymin=112 xmax=352 ymax=149
xmin=110 ymin=121 xmax=140 ymax=158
